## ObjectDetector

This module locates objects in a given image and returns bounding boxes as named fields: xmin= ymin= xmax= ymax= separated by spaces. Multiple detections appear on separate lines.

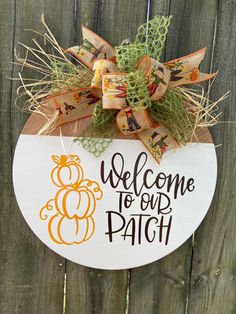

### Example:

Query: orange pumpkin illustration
xmin=40 ymin=154 xmax=103 ymax=245
xmin=51 ymin=155 xmax=84 ymax=187
xmin=55 ymin=186 xmax=96 ymax=218
xmin=48 ymin=214 xmax=95 ymax=245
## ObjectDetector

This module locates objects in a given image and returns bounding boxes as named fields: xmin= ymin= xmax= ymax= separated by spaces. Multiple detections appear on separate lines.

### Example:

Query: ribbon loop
xmin=67 ymin=25 xmax=116 ymax=69
xmin=116 ymin=108 xmax=153 ymax=135
xmin=45 ymin=89 xmax=98 ymax=127
xmin=102 ymin=73 xmax=127 ymax=109
xmin=137 ymin=55 xmax=171 ymax=101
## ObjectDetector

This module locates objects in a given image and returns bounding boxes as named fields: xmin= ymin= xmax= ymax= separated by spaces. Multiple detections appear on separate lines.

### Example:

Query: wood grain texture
xmin=0 ymin=0 xmax=75 ymax=313
xmin=65 ymin=1 xmax=147 ymax=313
xmin=128 ymin=1 xmax=218 ymax=314
xmin=164 ymin=0 xmax=218 ymax=71
xmin=187 ymin=0 xmax=236 ymax=313
xmin=0 ymin=0 xmax=235 ymax=313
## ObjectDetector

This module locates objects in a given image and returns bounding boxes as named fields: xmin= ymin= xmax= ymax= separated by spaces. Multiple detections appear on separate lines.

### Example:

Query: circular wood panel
xmin=14 ymin=112 xmax=216 ymax=269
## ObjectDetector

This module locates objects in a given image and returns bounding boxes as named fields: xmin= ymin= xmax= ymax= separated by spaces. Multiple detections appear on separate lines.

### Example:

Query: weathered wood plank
xmin=65 ymin=1 xmax=148 ymax=313
xmin=1 ymin=1 xmax=234 ymax=314
xmin=164 ymin=0 xmax=217 ymax=70
xmin=188 ymin=1 xmax=236 ymax=313
xmin=128 ymin=1 xmax=218 ymax=313
xmin=0 ymin=1 xmax=76 ymax=313
xmin=66 ymin=265 xmax=129 ymax=314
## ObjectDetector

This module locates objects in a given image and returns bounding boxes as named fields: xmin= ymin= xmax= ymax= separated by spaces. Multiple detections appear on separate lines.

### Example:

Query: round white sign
xmin=13 ymin=123 xmax=217 ymax=269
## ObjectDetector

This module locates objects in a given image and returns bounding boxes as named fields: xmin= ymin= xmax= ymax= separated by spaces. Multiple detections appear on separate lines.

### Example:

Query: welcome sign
xmin=13 ymin=115 xmax=217 ymax=269
xmin=101 ymin=150 xmax=195 ymax=245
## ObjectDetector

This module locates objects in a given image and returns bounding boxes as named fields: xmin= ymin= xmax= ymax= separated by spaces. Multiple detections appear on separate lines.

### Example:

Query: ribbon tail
xmin=137 ymin=124 xmax=178 ymax=164
xmin=165 ymin=48 xmax=217 ymax=88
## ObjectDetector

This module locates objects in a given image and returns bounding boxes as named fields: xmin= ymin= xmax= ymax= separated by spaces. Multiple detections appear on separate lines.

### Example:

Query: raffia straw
xmin=37 ymin=110 xmax=60 ymax=135
xmin=178 ymin=85 xmax=229 ymax=142
xmin=17 ymin=72 xmax=54 ymax=128
xmin=14 ymin=15 xmax=229 ymax=144
xmin=14 ymin=14 xmax=93 ymax=121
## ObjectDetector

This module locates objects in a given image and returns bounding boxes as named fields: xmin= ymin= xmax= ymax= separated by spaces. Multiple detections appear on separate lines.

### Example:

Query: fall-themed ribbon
xmin=39 ymin=17 xmax=216 ymax=163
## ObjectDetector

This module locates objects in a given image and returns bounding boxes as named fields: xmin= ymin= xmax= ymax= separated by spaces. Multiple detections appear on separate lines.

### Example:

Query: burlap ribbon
xmin=44 ymin=24 xmax=216 ymax=163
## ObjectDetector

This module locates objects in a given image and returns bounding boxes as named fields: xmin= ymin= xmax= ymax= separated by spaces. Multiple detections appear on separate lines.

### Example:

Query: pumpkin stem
xmin=60 ymin=155 xmax=67 ymax=165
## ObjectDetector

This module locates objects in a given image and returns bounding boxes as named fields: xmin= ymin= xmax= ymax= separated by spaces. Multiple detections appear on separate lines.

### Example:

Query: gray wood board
xmin=188 ymin=0 xmax=236 ymax=313
xmin=66 ymin=1 xmax=147 ymax=313
xmin=0 ymin=1 xmax=75 ymax=313
xmin=128 ymin=1 xmax=218 ymax=314
xmin=0 ymin=0 xmax=235 ymax=313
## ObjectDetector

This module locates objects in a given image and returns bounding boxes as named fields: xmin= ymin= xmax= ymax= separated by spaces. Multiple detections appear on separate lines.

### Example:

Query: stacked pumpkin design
xmin=40 ymin=155 xmax=103 ymax=245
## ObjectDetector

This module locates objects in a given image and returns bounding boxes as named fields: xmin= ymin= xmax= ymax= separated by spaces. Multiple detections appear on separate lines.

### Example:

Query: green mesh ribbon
xmin=126 ymin=70 xmax=151 ymax=110
xmin=115 ymin=43 xmax=146 ymax=72
xmin=74 ymin=123 xmax=119 ymax=157
xmin=74 ymin=137 xmax=112 ymax=157
xmin=74 ymin=103 xmax=119 ymax=157
xmin=134 ymin=15 xmax=172 ymax=61
xmin=150 ymin=88 xmax=195 ymax=145
xmin=92 ymin=101 xmax=117 ymax=130
xmin=115 ymin=15 xmax=172 ymax=72
xmin=75 ymin=16 xmax=174 ymax=156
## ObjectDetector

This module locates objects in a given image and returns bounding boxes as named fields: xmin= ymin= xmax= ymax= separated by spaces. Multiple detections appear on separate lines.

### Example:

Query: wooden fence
xmin=0 ymin=0 xmax=235 ymax=313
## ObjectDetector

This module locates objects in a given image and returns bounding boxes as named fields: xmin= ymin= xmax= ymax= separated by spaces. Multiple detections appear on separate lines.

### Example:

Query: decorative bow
xmin=42 ymin=19 xmax=216 ymax=163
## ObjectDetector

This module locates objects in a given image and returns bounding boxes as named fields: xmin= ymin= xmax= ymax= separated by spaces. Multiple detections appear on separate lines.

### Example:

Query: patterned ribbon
xmin=45 ymin=24 xmax=216 ymax=163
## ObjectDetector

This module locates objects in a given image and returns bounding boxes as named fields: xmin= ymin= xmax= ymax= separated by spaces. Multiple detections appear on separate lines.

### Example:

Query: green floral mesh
xmin=150 ymin=88 xmax=195 ymax=145
xmin=126 ymin=70 xmax=151 ymax=110
xmin=92 ymin=101 xmax=117 ymax=130
xmin=74 ymin=103 xmax=119 ymax=157
xmin=115 ymin=15 xmax=172 ymax=72
xmin=74 ymin=137 xmax=112 ymax=157
xmin=115 ymin=43 xmax=146 ymax=72
xmin=134 ymin=15 xmax=172 ymax=61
